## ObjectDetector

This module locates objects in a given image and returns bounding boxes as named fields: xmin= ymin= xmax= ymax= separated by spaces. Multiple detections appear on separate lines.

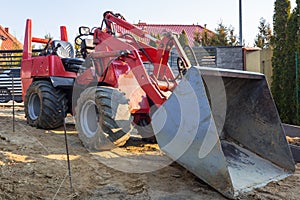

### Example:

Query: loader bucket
xmin=151 ymin=66 xmax=295 ymax=198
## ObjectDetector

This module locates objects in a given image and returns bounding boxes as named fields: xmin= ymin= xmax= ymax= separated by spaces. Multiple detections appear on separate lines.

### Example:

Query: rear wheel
xmin=24 ymin=80 xmax=67 ymax=129
xmin=75 ymin=86 xmax=131 ymax=150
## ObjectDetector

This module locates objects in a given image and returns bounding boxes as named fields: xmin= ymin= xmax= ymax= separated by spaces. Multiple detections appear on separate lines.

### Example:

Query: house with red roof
xmin=0 ymin=26 xmax=23 ymax=50
xmin=134 ymin=22 xmax=213 ymax=47
xmin=115 ymin=22 xmax=213 ymax=47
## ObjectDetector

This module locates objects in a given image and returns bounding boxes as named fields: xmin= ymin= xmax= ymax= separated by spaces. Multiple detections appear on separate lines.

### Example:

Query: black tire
xmin=0 ymin=87 xmax=11 ymax=103
xmin=75 ymin=86 xmax=131 ymax=150
xmin=135 ymin=118 xmax=157 ymax=143
xmin=24 ymin=80 xmax=67 ymax=129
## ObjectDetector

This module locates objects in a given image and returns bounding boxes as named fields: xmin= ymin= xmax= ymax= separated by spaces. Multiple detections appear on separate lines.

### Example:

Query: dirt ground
xmin=0 ymin=105 xmax=299 ymax=200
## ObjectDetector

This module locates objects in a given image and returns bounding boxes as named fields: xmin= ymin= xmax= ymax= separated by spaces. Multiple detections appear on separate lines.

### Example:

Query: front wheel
xmin=24 ymin=80 xmax=67 ymax=129
xmin=135 ymin=117 xmax=156 ymax=143
xmin=75 ymin=86 xmax=132 ymax=150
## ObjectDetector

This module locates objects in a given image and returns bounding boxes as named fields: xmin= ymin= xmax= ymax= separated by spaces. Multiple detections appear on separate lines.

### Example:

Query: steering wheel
xmin=41 ymin=39 xmax=52 ymax=55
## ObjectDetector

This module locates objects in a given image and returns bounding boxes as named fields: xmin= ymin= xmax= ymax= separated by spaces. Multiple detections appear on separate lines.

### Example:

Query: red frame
xmin=21 ymin=19 xmax=76 ymax=100
xmin=21 ymin=12 xmax=186 ymax=115
xmin=90 ymin=12 xmax=187 ymax=106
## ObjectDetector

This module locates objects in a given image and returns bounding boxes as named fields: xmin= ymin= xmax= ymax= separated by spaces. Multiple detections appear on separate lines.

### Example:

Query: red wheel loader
xmin=21 ymin=11 xmax=295 ymax=198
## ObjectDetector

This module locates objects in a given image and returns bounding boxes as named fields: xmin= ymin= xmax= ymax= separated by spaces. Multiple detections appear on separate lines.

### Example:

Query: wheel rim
xmin=80 ymin=100 xmax=99 ymax=138
xmin=28 ymin=93 xmax=40 ymax=120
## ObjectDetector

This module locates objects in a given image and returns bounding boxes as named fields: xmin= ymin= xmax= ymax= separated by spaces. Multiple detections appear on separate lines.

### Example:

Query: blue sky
xmin=0 ymin=0 xmax=297 ymax=47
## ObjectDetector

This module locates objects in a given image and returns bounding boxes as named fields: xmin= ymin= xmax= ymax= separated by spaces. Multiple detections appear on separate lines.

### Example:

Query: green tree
xmin=271 ymin=0 xmax=291 ymax=123
xmin=193 ymin=29 xmax=202 ymax=47
xmin=149 ymin=33 xmax=160 ymax=48
xmin=42 ymin=33 xmax=53 ymax=49
xmin=254 ymin=18 xmax=272 ymax=49
xmin=178 ymin=30 xmax=189 ymax=47
xmin=228 ymin=26 xmax=238 ymax=46
xmin=283 ymin=9 xmax=299 ymax=124
xmin=296 ymin=0 xmax=300 ymax=124
xmin=298 ymin=0 xmax=300 ymax=51
xmin=194 ymin=22 xmax=238 ymax=47
xmin=200 ymin=25 xmax=214 ymax=46
xmin=212 ymin=22 xmax=228 ymax=46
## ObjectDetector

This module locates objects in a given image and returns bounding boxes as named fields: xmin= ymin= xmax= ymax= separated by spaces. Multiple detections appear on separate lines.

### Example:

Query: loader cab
xmin=51 ymin=40 xmax=85 ymax=73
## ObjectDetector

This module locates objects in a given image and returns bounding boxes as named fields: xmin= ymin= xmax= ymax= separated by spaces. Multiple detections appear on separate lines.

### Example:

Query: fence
xmin=169 ymin=46 xmax=243 ymax=71
xmin=0 ymin=49 xmax=42 ymax=70
xmin=0 ymin=49 xmax=42 ymax=103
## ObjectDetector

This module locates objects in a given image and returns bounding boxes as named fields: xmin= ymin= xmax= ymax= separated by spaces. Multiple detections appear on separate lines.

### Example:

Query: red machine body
xmin=20 ymin=12 xmax=297 ymax=199
xmin=77 ymin=11 xmax=187 ymax=109
xmin=21 ymin=11 xmax=187 ymax=116
xmin=21 ymin=19 xmax=76 ymax=101
xmin=21 ymin=10 xmax=192 ymax=143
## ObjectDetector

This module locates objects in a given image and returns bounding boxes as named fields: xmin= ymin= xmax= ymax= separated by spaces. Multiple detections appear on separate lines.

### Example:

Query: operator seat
xmin=81 ymin=38 xmax=95 ymax=58
xmin=52 ymin=40 xmax=84 ymax=73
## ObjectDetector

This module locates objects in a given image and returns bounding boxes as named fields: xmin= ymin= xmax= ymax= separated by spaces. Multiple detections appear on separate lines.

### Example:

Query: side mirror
xmin=79 ymin=27 xmax=90 ymax=35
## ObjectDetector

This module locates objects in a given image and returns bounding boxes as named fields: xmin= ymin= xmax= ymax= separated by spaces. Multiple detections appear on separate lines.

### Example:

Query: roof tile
xmin=116 ymin=23 xmax=212 ymax=46
xmin=0 ymin=26 xmax=23 ymax=50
